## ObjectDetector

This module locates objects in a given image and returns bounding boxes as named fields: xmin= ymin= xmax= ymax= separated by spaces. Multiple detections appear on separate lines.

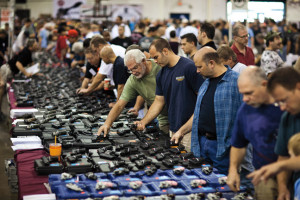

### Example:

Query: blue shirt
xmin=156 ymin=57 xmax=204 ymax=132
xmin=231 ymin=103 xmax=283 ymax=169
xmin=191 ymin=67 xmax=242 ymax=158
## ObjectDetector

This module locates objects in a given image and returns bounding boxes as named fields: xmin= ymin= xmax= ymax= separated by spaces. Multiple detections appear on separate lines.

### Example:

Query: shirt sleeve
xmin=231 ymin=105 xmax=249 ymax=148
xmin=275 ymin=113 xmax=289 ymax=156
xmin=119 ymin=77 xmax=138 ymax=102
xmin=185 ymin=62 xmax=204 ymax=93
xmin=155 ymin=70 xmax=163 ymax=96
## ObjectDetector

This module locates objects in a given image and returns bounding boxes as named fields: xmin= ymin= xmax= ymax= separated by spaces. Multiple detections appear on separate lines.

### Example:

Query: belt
xmin=201 ymin=132 xmax=217 ymax=140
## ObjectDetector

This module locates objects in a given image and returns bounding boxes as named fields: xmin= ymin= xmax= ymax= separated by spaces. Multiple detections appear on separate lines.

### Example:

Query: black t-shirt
xmin=111 ymin=37 xmax=133 ymax=49
xmin=113 ymin=56 xmax=130 ymax=87
xmin=131 ymin=31 xmax=144 ymax=44
xmin=8 ymin=47 xmax=32 ymax=75
xmin=85 ymin=59 xmax=101 ymax=79
xmin=198 ymin=72 xmax=226 ymax=136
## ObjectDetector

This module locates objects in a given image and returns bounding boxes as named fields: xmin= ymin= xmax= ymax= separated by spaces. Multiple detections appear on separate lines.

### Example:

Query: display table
xmin=15 ymin=149 xmax=49 ymax=200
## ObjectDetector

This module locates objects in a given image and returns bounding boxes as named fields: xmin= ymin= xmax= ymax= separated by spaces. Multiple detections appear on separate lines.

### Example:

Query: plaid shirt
xmin=191 ymin=67 xmax=242 ymax=158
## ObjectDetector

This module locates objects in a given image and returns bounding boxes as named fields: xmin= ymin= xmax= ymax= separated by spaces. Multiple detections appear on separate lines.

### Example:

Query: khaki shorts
xmin=170 ymin=130 xmax=191 ymax=152
xmin=0 ymin=64 xmax=13 ymax=84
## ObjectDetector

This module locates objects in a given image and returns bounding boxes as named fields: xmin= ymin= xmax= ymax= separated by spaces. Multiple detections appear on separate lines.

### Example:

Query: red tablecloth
xmin=8 ymin=87 xmax=33 ymax=110
xmin=15 ymin=149 xmax=49 ymax=200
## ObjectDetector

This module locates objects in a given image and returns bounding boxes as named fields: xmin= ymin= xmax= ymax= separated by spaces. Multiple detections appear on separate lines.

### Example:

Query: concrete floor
xmin=0 ymin=92 xmax=18 ymax=200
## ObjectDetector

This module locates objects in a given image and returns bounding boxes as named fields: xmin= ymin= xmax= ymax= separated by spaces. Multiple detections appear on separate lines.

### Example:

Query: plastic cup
xmin=104 ymin=78 xmax=111 ymax=90
xmin=49 ymin=143 xmax=62 ymax=157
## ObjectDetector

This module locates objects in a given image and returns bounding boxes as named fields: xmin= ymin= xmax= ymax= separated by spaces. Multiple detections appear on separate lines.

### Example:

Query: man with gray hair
xmin=97 ymin=49 xmax=169 ymax=136
xmin=227 ymin=66 xmax=283 ymax=199
xmin=231 ymin=24 xmax=255 ymax=66
xmin=217 ymin=44 xmax=247 ymax=73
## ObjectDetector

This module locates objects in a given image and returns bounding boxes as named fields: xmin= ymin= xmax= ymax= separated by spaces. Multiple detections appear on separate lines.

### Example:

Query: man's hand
xmin=226 ymin=170 xmax=241 ymax=192
xmin=25 ymin=72 xmax=33 ymax=78
xmin=247 ymin=162 xmax=282 ymax=185
xmin=127 ymin=107 xmax=139 ymax=116
xmin=170 ymin=131 xmax=184 ymax=144
xmin=97 ymin=124 xmax=110 ymax=137
xmin=134 ymin=120 xmax=146 ymax=131
xmin=78 ymin=88 xmax=91 ymax=95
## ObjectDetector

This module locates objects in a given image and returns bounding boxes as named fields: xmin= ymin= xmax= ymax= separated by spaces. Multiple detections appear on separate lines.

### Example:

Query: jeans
xmin=199 ymin=135 xmax=229 ymax=175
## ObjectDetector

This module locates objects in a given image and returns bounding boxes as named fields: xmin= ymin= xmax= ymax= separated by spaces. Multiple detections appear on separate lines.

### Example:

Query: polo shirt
xmin=231 ymin=43 xmax=255 ymax=66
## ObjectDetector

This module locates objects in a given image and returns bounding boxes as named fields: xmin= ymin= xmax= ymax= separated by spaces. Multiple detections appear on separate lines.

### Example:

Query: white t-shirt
xmin=179 ymin=26 xmax=198 ymax=38
xmin=232 ymin=62 xmax=247 ymax=74
xmin=98 ymin=44 xmax=126 ymax=85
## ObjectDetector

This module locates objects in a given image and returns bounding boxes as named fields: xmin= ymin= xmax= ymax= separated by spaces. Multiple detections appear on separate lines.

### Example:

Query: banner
xmin=53 ymin=0 xmax=86 ymax=19
xmin=0 ymin=8 xmax=10 ymax=26
xmin=111 ymin=5 xmax=143 ymax=21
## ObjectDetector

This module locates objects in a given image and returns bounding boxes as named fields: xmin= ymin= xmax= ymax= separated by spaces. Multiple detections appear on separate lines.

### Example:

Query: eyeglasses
xmin=127 ymin=64 xmax=140 ymax=74
xmin=237 ymin=34 xmax=250 ymax=38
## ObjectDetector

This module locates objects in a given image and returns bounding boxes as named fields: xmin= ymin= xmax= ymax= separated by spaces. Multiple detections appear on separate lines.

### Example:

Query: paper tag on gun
xmin=25 ymin=63 xmax=40 ymax=75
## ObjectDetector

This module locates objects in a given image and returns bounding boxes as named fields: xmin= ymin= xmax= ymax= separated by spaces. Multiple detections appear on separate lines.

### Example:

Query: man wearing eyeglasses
xmin=247 ymin=67 xmax=300 ymax=200
xmin=231 ymin=24 xmax=255 ymax=66
xmin=97 ymin=49 xmax=169 ymax=136
xmin=227 ymin=66 xmax=283 ymax=200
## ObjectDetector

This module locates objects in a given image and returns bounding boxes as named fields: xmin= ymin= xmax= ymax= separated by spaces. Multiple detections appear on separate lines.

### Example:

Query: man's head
xmin=24 ymin=18 xmax=32 ymax=28
xmin=116 ymin=16 xmax=122 ymax=25
xmin=26 ymin=38 xmax=39 ymax=52
xmin=217 ymin=44 xmax=238 ymax=68
xmin=194 ymin=46 xmax=221 ymax=78
xmin=149 ymin=38 xmax=172 ymax=67
xmin=84 ymin=47 xmax=100 ymax=67
xmin=67 ymin=29 xmax=79 ymax=44
xmin=180 ymin=33 xmax=197 ymax=55
xmin=288 ymin=133 xmax=300 ymax=157
xmin=265 ymin=31 xmax=281 ymax=51
xmin=90 ymin=35 xmax=107 ymax=54
xmin=233 ymin=24 xmax=249 ymax=47
xmin=100 ymin=46 xmax=116 ymax=64
xmin=118 ymin=25 xmax=125 ymax=38
xmin=238 ymin=66 xmax=269 ymax=108
xmin=267 ymin=67 xmax=300 ymax=115
xmin=197 ymin=23 xmax=215 ymax=45
xmin=72 ymin=42 xmax=84 ymax=55
xmin=124 ymin=49 xmax=147 ymax=79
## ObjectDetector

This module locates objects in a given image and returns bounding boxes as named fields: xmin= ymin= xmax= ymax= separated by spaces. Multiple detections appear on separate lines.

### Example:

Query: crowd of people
xmin=0 ymin=15 xmax=300 ymax=200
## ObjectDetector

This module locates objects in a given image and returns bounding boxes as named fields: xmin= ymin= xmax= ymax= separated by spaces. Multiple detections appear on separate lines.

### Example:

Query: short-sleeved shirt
xmin=120 ymin=60 xmax=168 ymax=126
xmin=111 ymin=37 xmax=133 ymax=49
xmin=56 ymin=35 xmax=67 ymax=59
xmin=8 ymin=47 xmax=32 ymax=75
xmin=232 ymin=62 xmax=247 ymax=74
xmin=231 ymin=43 xmax=255 ymax=66
xmin=112 ymin=56 xmax=130 ymax=86
xmin=231 ymin=103 xmax=283 ymax=169
xmin=98 ymin=44 xmax=126 ymax=86
xmin=260 ymin=50 xmax=284 ymax=75
xmin=156 ymin=57 xmax=204 ymax=132
xmin=85 ymin=59 xmax=101 ymax=79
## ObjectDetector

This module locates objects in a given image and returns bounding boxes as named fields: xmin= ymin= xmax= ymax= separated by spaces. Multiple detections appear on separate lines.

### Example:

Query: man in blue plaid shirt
xmin=171 ymin=47 xmax=244 ymax=174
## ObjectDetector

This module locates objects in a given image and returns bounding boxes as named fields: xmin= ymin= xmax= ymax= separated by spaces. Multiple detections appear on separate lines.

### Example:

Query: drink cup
xmin=104 ymin=78 xmax=111 ymax=90
xmin=49 ymin=143 xmax=62 ymax=157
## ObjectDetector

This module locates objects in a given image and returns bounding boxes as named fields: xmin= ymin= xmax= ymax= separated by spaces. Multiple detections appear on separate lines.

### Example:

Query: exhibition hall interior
xmin=0 ymin=0 xmax=300 ymax=199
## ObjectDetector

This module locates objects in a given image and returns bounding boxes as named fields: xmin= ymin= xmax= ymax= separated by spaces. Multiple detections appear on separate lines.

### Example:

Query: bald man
xmin=100 ymin=46 xmax=130 ymax=100
xmin=227 ymin=66 xmax=283 ymax=199
xmin=171 ymin=47 xmax=242 ymax=174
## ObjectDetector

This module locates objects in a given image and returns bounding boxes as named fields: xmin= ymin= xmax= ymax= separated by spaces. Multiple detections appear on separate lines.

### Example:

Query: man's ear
xmin=162 ymin=48 xmax=169 ymax=55
xmin=296 ymin=82 xmax=300 ymax=90
xmin=261 ymin=80 xmax=268 ymax=87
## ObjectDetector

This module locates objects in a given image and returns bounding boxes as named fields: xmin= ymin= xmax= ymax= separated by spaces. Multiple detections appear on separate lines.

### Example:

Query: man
xmin=100 ymin=46 xmax=130 ymax=100
xmin=180 ymin=33 xmax=198 ymax=60
xmin=171 ymin=47 xmax=242 ymax=174
xmin=97 ymin=49 xmax=169 ymax=136
xmin=111 ymin=25 xmax=133 ymax=49
xmin=227 ymin=66 xmax=283 ymax=199
xmin=0 ymin=39 xmax=39 ymax=120
xmin=136 ymin=38 xmax=204 ymax=152
xmin=139 ymin=26 xmax=157 ymax=52
xmin=111 ymin=16 xmax=131 ymax=40
xmin=231 ymin=24 xmax=255 ymax=66
xmin=39 ymin=23 xmax=53 ymax=49
xmin=261 ymin=31 xmax=284 ymax=77
xmin=217 ymin=44 xmax=247 ymax=73
xmin=76 ymin=47 xmax=100 ymax=93
xmin=249 ymin=67 xmax=300 ymax=200
xmin=131 ymin=22 xmax=146 ymax=45
xmin=78 ymin=36 xmax=125 ymax=95
xmin=197 ymin=23 xmax=217 ymax=50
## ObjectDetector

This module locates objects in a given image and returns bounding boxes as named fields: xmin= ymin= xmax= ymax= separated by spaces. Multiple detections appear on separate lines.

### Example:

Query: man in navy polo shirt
xmin=135 ymin=38 xmax=204 ymax=152
xmin=227 ymin=66 xmax=283 ymax=199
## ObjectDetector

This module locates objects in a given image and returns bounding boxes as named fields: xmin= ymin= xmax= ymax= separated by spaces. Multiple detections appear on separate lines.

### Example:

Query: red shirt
xmin=56 ymin=35 xmax=67 ymax=60
xmin=231 ymin=43 xmax=255 ymax=66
